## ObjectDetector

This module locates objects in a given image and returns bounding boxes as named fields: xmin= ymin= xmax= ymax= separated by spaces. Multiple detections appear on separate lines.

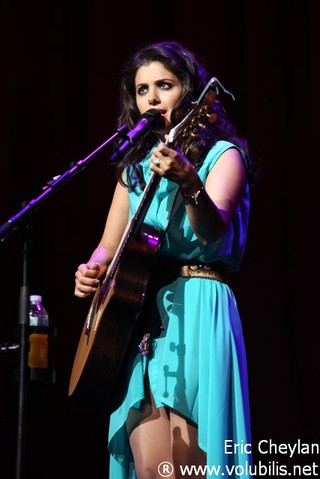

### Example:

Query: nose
xmin=148 ymin=91 xmax=160 ymax=106
xmin=148 ymin=97 xmax=160 ymax=106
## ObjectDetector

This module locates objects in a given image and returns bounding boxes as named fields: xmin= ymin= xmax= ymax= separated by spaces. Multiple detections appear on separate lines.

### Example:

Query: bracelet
xmin=181 ymin=185 xmax=205 ymax=205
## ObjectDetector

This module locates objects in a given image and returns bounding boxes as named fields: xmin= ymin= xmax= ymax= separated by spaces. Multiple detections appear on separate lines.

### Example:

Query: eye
xmin=136 ymin=85 xmax=148 ymax=96
xmin=136 ymin=80 xmax=174 ymax=96
xmin=158 ymin=81 xmax=173 ymax=90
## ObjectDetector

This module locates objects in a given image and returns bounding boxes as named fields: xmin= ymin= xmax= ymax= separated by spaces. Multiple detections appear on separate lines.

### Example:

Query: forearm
xmin=181 ymin=180 xmax=228 ymax=245
xmin=88 ymin=244 xmax=113 ymax=278
xmin=179 ymin=148 xmax=246 ymax=245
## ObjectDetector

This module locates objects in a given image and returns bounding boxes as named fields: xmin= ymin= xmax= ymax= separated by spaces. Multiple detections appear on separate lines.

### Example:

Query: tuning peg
xmin=207 ymin=113 xmax=217 ymax=123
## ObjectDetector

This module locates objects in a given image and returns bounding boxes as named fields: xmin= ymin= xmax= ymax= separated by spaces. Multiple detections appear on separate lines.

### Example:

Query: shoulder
xmin=204 ymin=140 xmax=248 ymax=170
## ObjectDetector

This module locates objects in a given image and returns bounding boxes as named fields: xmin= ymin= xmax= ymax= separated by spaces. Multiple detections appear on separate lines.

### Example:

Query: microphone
xmin=110 ymin=108 xmax=164 ymax=161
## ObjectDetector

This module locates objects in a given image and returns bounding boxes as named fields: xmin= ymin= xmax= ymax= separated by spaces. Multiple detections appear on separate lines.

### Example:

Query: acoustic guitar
xmin=68 ymin=77 xmax=230 ymax=405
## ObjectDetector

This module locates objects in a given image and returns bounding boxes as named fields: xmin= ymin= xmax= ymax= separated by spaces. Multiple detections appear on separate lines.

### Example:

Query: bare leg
xmin=126 ymin=386 xmax=173 ymax=479
xmin=126 ymin=386 xmax=206 ymax=479
xmin=170 ymin=410 xmax=206 ymax=479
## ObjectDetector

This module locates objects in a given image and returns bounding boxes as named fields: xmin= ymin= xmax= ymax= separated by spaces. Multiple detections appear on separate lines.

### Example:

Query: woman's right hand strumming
xmin=74 ymin=262 xmax=102 ymax=298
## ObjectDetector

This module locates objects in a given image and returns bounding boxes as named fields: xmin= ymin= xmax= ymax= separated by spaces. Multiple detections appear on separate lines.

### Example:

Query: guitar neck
xmin=105 ymin=171 xmax=161 ymax=283
xmin=131 ymin=171 xmax=161 ymax=235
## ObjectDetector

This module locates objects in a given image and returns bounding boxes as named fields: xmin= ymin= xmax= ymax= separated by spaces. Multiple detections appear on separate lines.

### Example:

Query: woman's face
xmin=134 ymin=61 xmax=183 ymax=132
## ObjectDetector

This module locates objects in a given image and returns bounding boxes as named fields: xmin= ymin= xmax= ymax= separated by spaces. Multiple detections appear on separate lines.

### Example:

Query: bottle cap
xmin=30 ymin=295 xmax=43 ymax=303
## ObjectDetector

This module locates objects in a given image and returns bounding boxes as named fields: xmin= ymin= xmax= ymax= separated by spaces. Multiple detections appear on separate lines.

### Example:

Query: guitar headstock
xmin=166 ymin=77 xmax=235 ymax=152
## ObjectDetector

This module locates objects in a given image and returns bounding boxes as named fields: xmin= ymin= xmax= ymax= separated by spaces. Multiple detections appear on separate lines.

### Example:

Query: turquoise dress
xmin=108 ymin=140 xmax=252 ymax=478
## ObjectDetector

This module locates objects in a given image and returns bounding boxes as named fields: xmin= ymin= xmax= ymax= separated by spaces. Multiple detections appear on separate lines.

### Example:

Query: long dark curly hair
xmin=114 ymin=41 xmax=252 ymax=190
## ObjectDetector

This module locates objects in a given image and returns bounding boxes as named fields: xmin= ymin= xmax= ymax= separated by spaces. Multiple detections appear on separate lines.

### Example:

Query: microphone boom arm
xmin=0 ymin=125 xmax=129 ymax=243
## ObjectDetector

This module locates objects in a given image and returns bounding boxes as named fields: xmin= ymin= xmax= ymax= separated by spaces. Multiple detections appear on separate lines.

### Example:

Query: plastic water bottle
xmin=28 ymin=295 xmax=49 ymax=369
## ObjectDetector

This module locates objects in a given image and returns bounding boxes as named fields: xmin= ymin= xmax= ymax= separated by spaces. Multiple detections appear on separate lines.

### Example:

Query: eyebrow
xmin=135 ymin=78 xmax=177 ymax=89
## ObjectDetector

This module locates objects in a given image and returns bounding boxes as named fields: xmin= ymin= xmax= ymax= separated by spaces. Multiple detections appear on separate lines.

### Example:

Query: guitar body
xmin=68 ymin=223 xmax=162 ymax=405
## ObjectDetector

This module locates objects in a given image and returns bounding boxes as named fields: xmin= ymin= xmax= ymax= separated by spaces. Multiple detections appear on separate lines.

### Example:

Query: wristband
xmin=181 ymin=185 xmax=205 ymax=205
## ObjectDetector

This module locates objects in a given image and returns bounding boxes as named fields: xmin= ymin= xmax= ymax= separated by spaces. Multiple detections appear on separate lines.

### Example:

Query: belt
xmin=179 ymin=262 xmax=229 ymax=283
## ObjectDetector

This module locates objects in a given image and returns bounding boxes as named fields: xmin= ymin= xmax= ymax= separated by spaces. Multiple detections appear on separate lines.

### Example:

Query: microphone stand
xmin=0 ymin=125 xmax=128 ymax=479
xmin=15 ymin=223 xmax=32 ymax=479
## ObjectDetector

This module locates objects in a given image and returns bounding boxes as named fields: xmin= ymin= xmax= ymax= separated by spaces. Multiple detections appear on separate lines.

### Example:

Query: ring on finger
xmin=153 ymin=158 xmax=161 ymax=167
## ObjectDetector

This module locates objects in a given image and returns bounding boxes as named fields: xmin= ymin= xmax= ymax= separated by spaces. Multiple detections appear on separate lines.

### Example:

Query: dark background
xmin=1 ymin=1 xmax=319 ymax=478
